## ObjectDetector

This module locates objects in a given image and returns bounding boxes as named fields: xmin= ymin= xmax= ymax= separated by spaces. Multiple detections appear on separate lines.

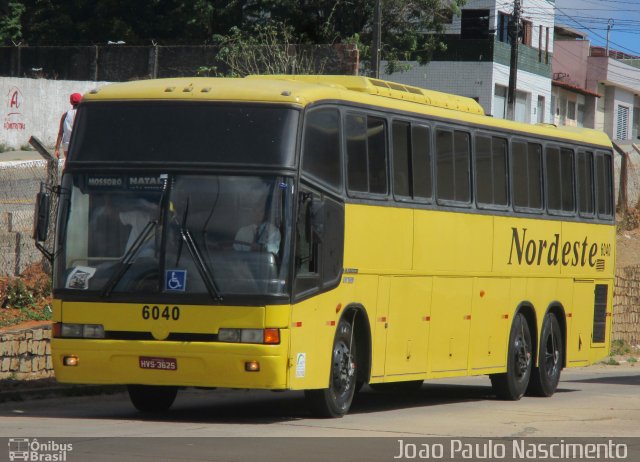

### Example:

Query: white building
xmin=380 ymin=0 xmax=555 ymax=123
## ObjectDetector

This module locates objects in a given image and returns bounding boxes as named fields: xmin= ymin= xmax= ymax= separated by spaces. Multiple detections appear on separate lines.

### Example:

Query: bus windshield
xmin=55 ymin=174 xmax=293 ymax=300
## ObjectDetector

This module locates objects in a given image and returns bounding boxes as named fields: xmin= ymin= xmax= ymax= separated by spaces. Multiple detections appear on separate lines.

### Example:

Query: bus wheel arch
xmin=490 ymin=303 xmax=536 ymax=400
xmin=304 ymin=304 xmax=371 ymax=417
xmin=527 ymin=305 xmax=565 ymax=397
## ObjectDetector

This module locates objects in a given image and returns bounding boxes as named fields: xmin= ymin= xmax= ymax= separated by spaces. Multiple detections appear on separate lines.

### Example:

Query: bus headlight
xmin=54 ymin=322 xmax=105 ymax=339
xmin=218 ymin=328 xmax=280 ymax=344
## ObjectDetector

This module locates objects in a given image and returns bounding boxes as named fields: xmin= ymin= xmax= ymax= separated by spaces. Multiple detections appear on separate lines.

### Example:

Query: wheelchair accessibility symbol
xmin=165 ymin=270 xmax=187 ymax=292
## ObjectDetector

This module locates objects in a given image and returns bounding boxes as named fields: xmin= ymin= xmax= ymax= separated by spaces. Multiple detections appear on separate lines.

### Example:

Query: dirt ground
xmin=616 ymin=227 xmax=640 ymax=268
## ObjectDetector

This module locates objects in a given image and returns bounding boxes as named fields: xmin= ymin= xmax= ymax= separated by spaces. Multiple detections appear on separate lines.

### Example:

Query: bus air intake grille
xmin=104 ymin=331 xmax=218 ymax=342
xmin=592 ymin=284 xmax=608 ymax=343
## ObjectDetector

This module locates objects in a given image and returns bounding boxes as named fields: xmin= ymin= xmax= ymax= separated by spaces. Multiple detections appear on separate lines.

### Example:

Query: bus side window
xmin=346 ymin=114 xmax=388 ymax=196
xmin=512 ymin=141 xmax=542 ymax=211
xmin=595 ymin=152 xmax=613 ymax=218
xmin=436 ymin=129 xmax=470 ymax=204
xmin=546 ymin=146 xmax=575 ymax=214
xmin=392 ymin=121 xmax=432 ymax=202
xmin=302 ymin=108 xmax=342 ymax=192
xmin=475 ymin=134 xmax=508 ymax=207
xmin=577 ymin=151 xmax=595 ymax=216
xmin=294 ymin=190 xmax=344 ymax=298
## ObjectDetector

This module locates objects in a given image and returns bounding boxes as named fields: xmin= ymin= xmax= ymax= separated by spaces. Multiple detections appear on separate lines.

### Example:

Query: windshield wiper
xmin=175 ymin=199 xmax=223 ymax=302
xmin=101 ymin=220 xmax=157 ymax=297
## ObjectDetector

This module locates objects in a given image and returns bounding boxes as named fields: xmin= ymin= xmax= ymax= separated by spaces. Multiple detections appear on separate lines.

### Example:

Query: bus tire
xmin=527 ymin=313 xmax=563 ymax=397
xmin=490 ymin=312 xmax=532 ymax=400
xmin=305 ymin=319 xmax=357 ymax=418
xmin=127 ymin=385 xmax=178 ymax=412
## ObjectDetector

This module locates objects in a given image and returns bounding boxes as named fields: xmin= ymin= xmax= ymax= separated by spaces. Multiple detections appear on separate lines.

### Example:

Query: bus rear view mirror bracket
xmin=33 ymin=183 xmax=54 ymax=263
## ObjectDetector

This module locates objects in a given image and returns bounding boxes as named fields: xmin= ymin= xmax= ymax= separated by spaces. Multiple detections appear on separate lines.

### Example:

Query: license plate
xmin=139 ymin=356 xmax=177 ymax=371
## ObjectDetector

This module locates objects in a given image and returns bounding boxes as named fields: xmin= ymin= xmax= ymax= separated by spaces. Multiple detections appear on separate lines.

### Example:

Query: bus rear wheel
xmin=127 ymin=385 xmax=178 ymax=412
xmin=305 ymin=319 xmax=357 ymax=418
xmin=490 ymin=312 xmax=532 ymax=400
xmin=528 ymin=313 xmax=563 ymax=397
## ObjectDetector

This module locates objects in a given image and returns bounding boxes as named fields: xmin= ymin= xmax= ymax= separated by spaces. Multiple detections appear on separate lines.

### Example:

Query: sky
xmin=554 ymin=0 xmax=640 ymax=56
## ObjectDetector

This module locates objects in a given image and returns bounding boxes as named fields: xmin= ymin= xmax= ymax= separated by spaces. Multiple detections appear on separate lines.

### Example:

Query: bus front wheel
xmin=305 ymin=319 xmax=357 ymax=418
xmin=127 ymin=385 xmax=178 ymax=412
xmin=527 ymin=313 xmax=563 ymax=397
xmin=490 ymin=312 xmax=532 ymax=400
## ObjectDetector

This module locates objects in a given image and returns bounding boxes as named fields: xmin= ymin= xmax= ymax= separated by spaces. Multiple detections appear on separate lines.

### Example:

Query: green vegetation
xmin=601 ymin=356 xmax=620 ymax=366
xmin=610 ymin=339 xmax=632 ymax=356
xmin=0 ymin=265 xmax=52 ymax=328
xmin=1 ymin=0 xmax=465 ymax=74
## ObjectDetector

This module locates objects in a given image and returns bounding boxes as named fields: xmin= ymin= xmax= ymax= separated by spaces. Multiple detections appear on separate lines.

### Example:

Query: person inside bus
xmin=233 ymin=214 xmax=280 ymax=254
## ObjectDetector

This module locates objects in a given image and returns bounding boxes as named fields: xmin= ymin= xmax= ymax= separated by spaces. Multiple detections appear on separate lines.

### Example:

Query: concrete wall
xmin=553 ymin=40 xmax=590 ymax=85
xmin=1 ymin=77 xmax=108 ymax=150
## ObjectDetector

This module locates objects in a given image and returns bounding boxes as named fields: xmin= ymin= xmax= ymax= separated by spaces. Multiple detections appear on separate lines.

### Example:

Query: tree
xmin=215 ymin=0 xmax=466 ymax=74
xmin=210 ymin=23 xmax=329 ymax=77
xmin=0 ymin=1 xmax=26 ymax=44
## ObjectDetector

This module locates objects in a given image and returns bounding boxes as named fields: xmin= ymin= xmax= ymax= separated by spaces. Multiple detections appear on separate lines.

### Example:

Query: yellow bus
xmin=35 ymin=75 xmax=615 ymax=417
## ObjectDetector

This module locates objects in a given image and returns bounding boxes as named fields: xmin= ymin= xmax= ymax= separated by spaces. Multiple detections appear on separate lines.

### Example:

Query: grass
xmin=601 ymin=356 xmax=620 ymax=366
xmin=610 ymin=339 xmax=632 ymax=356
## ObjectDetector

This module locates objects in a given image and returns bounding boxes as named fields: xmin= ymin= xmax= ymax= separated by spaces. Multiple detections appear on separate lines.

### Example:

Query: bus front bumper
xmin=51 ymin=334 xmax=290 ymax=389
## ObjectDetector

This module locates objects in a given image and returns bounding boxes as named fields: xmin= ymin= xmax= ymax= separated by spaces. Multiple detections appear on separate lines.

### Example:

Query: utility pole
xmin=506 ymin=0 xmax=522 ymax=121
xmin=606 ymin=19 xmax=614 ymax=57
xmin=371 ymin=0 xmax=382 ymax=78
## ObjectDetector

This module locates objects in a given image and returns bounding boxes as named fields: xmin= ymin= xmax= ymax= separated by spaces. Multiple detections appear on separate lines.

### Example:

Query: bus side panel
xmin=429 ymin=277 xmax=472 ymax=375
xmin=343 ymin=204 xmax=412 ymax=272
xmin=468 ymin=277 xmax=510 ymax=373
xmin=288 ymin=275 xmax=379 ymax=390
xmin=569 ymin=281 xmax=595 ymax=366
xmin=382 ymin=276 xmax=431 ymax=378
xmin=414 ymin=211 xmax=492 ymax=273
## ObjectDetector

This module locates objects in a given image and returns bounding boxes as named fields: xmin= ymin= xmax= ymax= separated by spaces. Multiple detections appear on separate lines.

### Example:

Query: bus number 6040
xmin=142 ymin=305 xmax=180 ymax=320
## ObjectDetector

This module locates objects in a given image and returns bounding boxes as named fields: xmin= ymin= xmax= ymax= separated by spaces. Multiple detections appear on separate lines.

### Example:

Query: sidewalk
xmin=0 ymin=150 xmax=45 ymax=163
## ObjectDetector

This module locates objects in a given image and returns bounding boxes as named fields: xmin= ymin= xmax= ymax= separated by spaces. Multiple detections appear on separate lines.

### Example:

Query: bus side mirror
xmin=33 ymin=191 xmax=51 ymax=242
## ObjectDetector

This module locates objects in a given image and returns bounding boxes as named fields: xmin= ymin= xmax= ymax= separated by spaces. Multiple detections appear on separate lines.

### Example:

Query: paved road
xmin=0 ymin=364 xmax=638 ymax=461
xmin=1 ymin=364 xmax=638 ymax=438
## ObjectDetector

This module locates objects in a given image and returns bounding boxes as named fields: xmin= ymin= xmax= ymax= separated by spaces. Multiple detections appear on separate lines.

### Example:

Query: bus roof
xmin=84 ymin=75 xmax=612 ymax=149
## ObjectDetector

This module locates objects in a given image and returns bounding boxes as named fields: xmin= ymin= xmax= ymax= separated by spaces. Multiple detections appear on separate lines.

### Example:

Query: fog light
xmin=63 ymin=355 xmax=79 ymax=366
xmin=245 ymin=361 xmax=260 ymax=372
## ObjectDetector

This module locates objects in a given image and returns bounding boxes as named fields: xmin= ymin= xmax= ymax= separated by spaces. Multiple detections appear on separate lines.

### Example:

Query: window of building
xmin=577 ymin=151 xmax=594 ymax=216
xmin=577 ymin=104 xmax=585 ymax=127
xmin=302 ymin=108 xmax=342 ymax=190
xmin=617 ymin=105 xmax=630 ymax=140
xmin=498 ymin=12 xmax=511 ymax=43
xmin=346 ymin=114 xmax=388 ymax=195
xmin=494 ymin=85 xmax=507 ymax=119
xmin=512 ymin=141 xmax=542 ymax=210
xmin=461 ymin=9 xmax=490 ymax=40
xmin=567 ymin=101 xmax=576 ymax=121
xmin=522 ymin=20 xmax=533 ymax=46
xmin=475 ymin=135 xmax=508 ymax=207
